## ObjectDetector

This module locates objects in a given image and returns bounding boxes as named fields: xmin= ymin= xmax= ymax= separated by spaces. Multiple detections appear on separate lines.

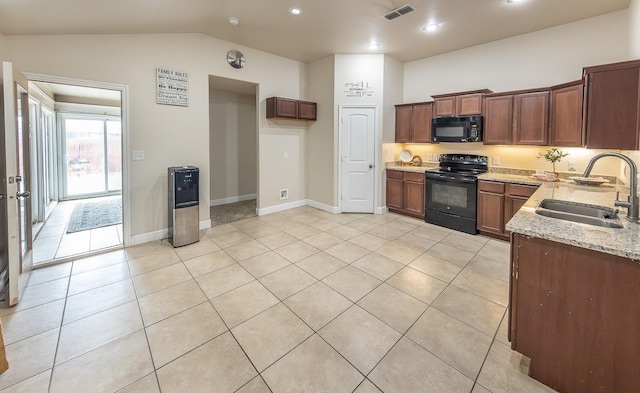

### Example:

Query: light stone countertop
xmin=385 ymin=162 xmax=438 ymax=173
xmin=505 ymin=181 xmax=640 ymax=260
xmin=477 ymin=172 xmax=546 ymax=186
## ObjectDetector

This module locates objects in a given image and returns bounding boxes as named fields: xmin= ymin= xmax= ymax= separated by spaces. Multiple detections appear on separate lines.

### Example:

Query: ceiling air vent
xmin=383 ymin=4 xmax=416 ymax=21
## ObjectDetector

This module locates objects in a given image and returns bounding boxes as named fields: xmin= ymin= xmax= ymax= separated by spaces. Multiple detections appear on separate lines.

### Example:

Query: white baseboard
xmin=200 ymin=219 xmax=211 ymax=230
xmin=257 ymin=199 xmax=306 ymax=216
xmin=128 ymin=219 xmax=211 ymax=246
xmin=306 ymin=199 xmax=340 ymax=214
xmin=210 ymin=194 xmax=257 ymax=207
xmin=129 ymin=228 xmax=167 ymax=247
xmin=376 ymin=206 xmax=388 ymax=214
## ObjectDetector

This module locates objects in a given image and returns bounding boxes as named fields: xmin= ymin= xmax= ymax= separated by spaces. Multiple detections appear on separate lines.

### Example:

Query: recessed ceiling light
xmin=289 ymin=7 xmax=302 ymax=15
xmin=367 ymin=43 xmax=380 ymax=50
xmin=423 ymin=24 xmax=440 ymax=32
xmin=507 ymin=0 xmax=525 ymax=3
xmin=228 ymin=17 xmax=239 ymax=26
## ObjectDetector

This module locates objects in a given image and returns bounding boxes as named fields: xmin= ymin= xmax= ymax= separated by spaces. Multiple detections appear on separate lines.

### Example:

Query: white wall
xmin=334 ymin=54 xmax=386 ymax=210
xmin=0 ymin=33 xmax=4 ymax=63
xmin=306 ymin=55 xmax=335 ymax=208
xmin=4 ymin=33 xmax=306 ymax=242
xmin=382 ymin=56 xmax=403 ymax=144
xmin=631 ymin=0 xmax=640 ymax=58
xmin=209 ymin=89 xmax=257 ymax=204
xmin=405 ymin=10 xmax=630 ymax=102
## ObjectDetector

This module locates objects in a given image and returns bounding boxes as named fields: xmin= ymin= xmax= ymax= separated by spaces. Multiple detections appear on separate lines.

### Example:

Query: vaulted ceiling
xmin=0 ymin=0 xmax=630 ymax=63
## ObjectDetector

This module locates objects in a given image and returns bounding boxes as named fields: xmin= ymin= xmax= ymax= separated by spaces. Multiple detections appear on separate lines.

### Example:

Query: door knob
xmin=369 ymin=164 xmax=373 ymax=168
xmin=0 ymin=194 xmax=5 ymax=200
xmin=16 ymin=191 xmax=31 ymax=199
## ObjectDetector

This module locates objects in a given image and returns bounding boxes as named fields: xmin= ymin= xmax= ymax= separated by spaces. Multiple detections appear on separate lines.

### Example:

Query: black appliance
xmin=432 ymin=116 xmax=483 ymax=143
xmin=425 ymin=154 xmax=488 ymax=234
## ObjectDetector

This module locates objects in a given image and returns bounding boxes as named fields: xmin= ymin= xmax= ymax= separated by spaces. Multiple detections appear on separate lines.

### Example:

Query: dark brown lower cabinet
xmin=386 ymin=170 xmax=425 ymax=219
xmin=477 ymin=180 xmax=538 ymax=239
xmin=510 ymin=233 xmax=640 ymax=393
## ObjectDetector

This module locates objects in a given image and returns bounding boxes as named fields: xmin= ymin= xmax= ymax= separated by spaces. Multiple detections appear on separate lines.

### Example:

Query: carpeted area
xmin=210 ymin=199 xmax=257 ymax=226
xmin=66 ymin=197 xmax=123 ymax=233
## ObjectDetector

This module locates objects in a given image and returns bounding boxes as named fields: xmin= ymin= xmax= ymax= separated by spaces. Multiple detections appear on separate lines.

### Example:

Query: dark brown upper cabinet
xmin=297 ymin=100 xmax=317 ymax=120
xmin=549 ymin=80 xmax=584 ymax=147
xmin=266 ymin=97 xmax=317 ymax=120
xmin=394 ymin=102 xmax=433 ymax=143
xmin=514 ymin=91 xmax=549 ymax=145
xmin=432 ymin=89 xmax=492 ymax=117
xmin=483 ymin=88 xmax=549 ymax=145
xmin=583 ymin=59 xmax=640 ymax=150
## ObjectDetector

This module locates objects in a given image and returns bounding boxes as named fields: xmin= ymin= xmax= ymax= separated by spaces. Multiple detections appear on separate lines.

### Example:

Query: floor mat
xmin=66 ymin=198 xmax=122 ymax=233
xmin=210 ymin=199 xmax=257 ymax=226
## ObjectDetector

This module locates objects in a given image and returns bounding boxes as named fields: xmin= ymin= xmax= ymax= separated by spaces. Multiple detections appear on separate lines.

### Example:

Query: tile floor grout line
xmin=5 ymin=206 xmax=522 ymax=392
xmin=45 ymin=265 xmax=74 ymax=393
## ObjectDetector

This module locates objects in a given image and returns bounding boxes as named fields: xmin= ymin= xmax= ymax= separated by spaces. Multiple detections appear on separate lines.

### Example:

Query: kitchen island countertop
xmin=506 ymin=181 xmax=640 ymax=260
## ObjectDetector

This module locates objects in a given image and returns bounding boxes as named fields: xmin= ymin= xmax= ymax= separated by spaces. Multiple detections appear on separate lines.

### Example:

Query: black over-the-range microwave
xmin=432 ymin=116 xmax=483 ymax=143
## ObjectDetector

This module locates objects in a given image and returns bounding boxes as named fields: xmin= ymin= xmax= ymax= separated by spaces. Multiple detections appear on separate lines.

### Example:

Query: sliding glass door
xmin=60 ymin=114 xmax=121 ymax=199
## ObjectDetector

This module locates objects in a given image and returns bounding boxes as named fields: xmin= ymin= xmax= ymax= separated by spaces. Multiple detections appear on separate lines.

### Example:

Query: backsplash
xmin=487 ymin=167 xmax=620 ymax=184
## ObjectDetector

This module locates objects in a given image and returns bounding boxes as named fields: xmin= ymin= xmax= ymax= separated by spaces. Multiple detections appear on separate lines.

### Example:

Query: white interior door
xmin=2 ymin=62 xmax=33 ymax=306
xmin=340 ymin=106 xmax=376 ymax=213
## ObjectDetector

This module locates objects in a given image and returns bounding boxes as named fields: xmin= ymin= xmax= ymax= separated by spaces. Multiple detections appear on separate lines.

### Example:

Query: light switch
xmin=132 ymin=151 xmax=145 ymax=161
xmin=283 ymin=152 xmax=289 ymax=159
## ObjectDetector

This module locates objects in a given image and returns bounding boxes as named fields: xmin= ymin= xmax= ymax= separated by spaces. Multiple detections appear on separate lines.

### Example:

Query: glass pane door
xmin=61 ymin=115 xmax=121 ymax=199
xmin=106 ymin=120 xmax=122 ymax=193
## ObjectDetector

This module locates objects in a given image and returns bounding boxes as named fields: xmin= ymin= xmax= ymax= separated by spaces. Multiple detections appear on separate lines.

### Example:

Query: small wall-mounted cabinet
xmin=394 ymin=102 xmax=433 ymax=143
xmin=266 ymin=97 xmax=317 ymax=120
xmin=431 ymin=89 xmax=492 ymax=117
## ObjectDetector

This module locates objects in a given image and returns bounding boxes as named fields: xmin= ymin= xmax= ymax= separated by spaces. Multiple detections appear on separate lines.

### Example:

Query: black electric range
xmin=424 ymin=154 xmax=488 ymax=234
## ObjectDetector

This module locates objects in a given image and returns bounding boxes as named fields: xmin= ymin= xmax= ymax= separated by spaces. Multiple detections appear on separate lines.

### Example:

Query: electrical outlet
xmin=492 ymin=156 xmax=500 ymax=165
xmin=279 ymin=189 xmax=288 ymax=200
xmin=132 ymin=150 xmax=144 ymax=161
xmin=568 ymin=160 xmax=576 ymax=171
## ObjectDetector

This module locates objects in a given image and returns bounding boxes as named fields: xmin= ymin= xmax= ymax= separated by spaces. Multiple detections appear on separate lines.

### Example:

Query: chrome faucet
xmin=582 ymin=152 xmax=639 ymax=222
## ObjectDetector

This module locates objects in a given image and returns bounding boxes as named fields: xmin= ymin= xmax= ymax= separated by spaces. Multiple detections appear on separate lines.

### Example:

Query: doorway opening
xmin=28 ymin=80 xmax=125 ymax=265
xmin=208 ymin=76 xmax=258 ymax=226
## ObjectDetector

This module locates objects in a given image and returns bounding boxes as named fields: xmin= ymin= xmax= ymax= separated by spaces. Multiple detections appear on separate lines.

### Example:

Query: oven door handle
xmin=426 ymin=173 xmax=477 ymax=184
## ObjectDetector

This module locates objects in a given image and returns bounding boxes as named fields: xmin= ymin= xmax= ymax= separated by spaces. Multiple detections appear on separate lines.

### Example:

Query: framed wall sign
xmin=157 ymin=67 xmax=189 ymax=106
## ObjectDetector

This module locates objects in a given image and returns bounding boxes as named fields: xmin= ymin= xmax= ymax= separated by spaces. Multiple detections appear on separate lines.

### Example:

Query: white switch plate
xmin=492 ymin=156 xmax=500 ymax=165
xmin=132 ymin=150 xmax=144 ymax=160
xmin=283 ymin=152 xmax=289 ymax=159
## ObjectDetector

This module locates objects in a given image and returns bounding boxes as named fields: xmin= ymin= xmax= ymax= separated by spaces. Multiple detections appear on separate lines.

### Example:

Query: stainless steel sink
xmin=535 ymin=199 xmax=624 ymax=228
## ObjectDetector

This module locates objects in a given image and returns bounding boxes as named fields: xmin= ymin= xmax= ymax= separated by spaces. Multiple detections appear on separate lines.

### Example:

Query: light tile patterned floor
xmin=33 ymin=196 xmax=123 ymax=265
xmin=0 ymin=206 xmax=557 ymax=393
